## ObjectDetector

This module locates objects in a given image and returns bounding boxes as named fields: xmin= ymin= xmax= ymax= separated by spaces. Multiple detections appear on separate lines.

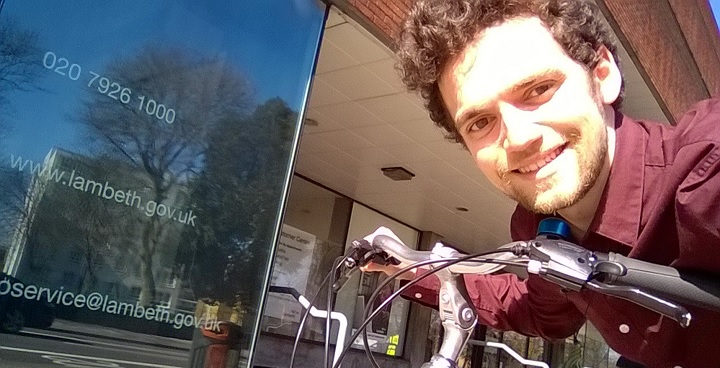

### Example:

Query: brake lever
xmin=585 ymin=281 xmax=691 ymax=327
xmin=526 ymin=238 xmax=692 ymax=327
xmin=524 ymin=238 xmax=596 ymax=291
xmin=333 ymin=239 xmax=400 ymax=292
xmin=345 ymin=239 xmax=400 ymax=268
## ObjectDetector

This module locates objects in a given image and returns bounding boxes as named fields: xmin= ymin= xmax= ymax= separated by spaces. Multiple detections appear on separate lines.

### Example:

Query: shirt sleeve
xmin=401 ymin=270 xmax=584 ymax=340
xmin=673 ymin=99 xmax=720 ymax=270
xmin=401 ymin=207 xmax=585 ymax=340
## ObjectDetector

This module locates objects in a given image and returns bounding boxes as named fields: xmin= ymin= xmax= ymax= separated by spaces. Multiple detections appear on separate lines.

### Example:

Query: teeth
xmin=517 ymin=146 xmax=562 ymax=173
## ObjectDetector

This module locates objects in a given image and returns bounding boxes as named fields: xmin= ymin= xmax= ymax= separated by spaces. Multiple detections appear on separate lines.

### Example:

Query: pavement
xmin=0 ymin=319 xmax=192 ymax=368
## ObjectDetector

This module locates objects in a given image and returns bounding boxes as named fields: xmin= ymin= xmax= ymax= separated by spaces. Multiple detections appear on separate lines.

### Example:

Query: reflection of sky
xmin=0 ymin=0 xmax=325 ymax=162
xmin=712 ymin=1 xmax=720 ymax=27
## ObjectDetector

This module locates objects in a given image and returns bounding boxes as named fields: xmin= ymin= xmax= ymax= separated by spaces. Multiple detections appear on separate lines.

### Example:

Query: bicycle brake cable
xmin=324 ymin=256 xmax=345 ymax=368
xmin=362 ymin=256 xmax=528 ymax=368
xmin=361 ymin=252 xmax=527 ymax=368
xmin=332 ymin=250 xmax=526 ymax=368
xmin=289 ymin=255 xmax=346 ymax=368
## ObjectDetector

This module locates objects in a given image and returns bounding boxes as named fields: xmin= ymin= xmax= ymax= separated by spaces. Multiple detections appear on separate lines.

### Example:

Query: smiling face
xmin=439 ymin=17 xmax=620 ymax=214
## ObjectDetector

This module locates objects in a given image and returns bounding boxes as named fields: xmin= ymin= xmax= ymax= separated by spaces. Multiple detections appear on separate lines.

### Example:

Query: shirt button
xmin=414 ymin=293 xmax=422 ymax=299
xmin=674 ymin=366 xmax=682 ymax=368
xmin=619 ymin=324 xmax=630 ymax=334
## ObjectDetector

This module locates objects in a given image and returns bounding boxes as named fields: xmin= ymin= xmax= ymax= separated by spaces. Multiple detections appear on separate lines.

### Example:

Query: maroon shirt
xmin=403 ymin=99 xmax=720 ymax=368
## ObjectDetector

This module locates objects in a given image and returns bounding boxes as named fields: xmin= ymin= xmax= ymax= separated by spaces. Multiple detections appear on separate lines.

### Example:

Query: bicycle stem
xmin=422 ymin=265 xmax=478 ymax=367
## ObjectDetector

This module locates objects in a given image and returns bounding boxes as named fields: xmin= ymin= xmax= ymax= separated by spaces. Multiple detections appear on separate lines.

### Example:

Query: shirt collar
xmin=587 ymin=110 xmax=646 ymax=247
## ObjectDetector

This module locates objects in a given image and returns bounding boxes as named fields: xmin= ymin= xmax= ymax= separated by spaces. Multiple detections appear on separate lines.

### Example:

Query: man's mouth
xmin=513 ymin=144 xmax=566 ymax=174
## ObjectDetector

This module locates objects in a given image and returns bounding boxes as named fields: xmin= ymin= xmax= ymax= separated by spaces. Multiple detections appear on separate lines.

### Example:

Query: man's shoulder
xmin=666 ymin=99 xmax=720 ymax=146
xmin=629 ymin=99 xmax=720 ymax=202
xmin=623 ymin=99 xmax=720 ymax=162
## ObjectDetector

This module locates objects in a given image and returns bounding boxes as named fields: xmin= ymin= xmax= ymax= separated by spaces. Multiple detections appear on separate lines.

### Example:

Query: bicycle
xmin=284 ymin=218 xmax=720 ymax=368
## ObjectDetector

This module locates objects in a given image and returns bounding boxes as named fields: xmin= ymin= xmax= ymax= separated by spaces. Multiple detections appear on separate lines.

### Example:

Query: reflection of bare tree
xmin=0 ymin=18 xmax=42 ymax=133
xmin=178 ymin=98 xmax=297 ymax=313
xmin=0 ymin=19 xmax=42 ymax=267
xmin=64 ymin=159 xmax=132 ymax=293
xmin=0 ymin=168 xmax=32 ymax=266
xmin=74 ymin=196 xmax=112 ymax=293
xmin=79 ymin=47 xmax=253 ymax=306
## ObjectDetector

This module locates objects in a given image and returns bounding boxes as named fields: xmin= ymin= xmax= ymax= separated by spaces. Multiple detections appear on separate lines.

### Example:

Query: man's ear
xmin=593 ymin=45 xmax=622 ymax=105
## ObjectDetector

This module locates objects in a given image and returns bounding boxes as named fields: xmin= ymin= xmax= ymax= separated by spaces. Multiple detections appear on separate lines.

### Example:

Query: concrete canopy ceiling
xmin=293 ymin=6 xmax=668 ymax=252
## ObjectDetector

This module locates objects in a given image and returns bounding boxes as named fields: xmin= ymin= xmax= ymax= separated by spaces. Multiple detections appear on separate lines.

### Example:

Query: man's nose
xmin=499 ymin=103 xmax=543 ymax=152
xmin=502 ymin=118 xmax=543 ymax=152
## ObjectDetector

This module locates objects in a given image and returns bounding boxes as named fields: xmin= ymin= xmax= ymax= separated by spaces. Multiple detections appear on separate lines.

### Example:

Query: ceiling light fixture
xmin=381 ymin=166 xmax=415 ymax=181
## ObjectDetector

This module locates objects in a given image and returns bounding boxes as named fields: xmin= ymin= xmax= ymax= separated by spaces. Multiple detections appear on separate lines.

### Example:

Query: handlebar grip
xmin=607 ymin=253 xmax=720 ymax=312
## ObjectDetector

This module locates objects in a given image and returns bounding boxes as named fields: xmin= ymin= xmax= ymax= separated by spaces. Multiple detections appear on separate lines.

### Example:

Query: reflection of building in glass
xmin=2 ymin=147 xmax=195 ymax=315
xmin=3 ymin=149 xmax=61 ymax=277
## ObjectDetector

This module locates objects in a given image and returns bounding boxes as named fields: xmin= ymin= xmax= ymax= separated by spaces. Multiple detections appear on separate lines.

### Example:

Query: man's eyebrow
xmin=455 ymin=106 xmax=489 ymax=130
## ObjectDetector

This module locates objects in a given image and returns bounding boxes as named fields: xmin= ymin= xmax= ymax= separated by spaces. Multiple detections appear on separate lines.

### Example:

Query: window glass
xmin=339 ymin=203 xmax=419 ymax=357
xmin=0 ymin=1 xmax=325 ymax=367
xmin=259 ymin=175 xmax=350 ymax=342
xmin=561 ymin=323 xmax=615 ymax=368
xmin=256 ymin=177 xmax=419 ymax=365
xmin=480 ymin=329 xmax=544 ymax=368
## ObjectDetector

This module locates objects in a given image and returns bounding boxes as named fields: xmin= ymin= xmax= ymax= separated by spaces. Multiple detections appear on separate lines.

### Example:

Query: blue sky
xmin=1 ymin=0 xmax=325 ymax=163
xmin=712 ymin=0 xmax=720 ymax=19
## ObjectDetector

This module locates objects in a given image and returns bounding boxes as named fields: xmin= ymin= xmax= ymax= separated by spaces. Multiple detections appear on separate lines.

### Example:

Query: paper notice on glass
xmin=264 ymin=224 xmax=316 ymax=322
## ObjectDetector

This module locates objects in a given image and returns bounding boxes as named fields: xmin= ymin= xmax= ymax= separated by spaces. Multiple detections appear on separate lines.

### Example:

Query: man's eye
xmin=468 ymin=117 xmax=493 ymax=132
xmin=526 ymin=82 xmax=555 ymax=99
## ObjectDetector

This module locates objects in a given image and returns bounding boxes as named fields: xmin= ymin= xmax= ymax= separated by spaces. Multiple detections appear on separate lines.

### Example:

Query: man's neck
xmin=557 ymin=107 xmax=617 ymax=240
xmin=557 ymin=157 xmax=610 ymax=240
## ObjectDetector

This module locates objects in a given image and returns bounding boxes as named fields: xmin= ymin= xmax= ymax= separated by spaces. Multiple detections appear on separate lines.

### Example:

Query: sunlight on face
xmin=439 ymin=17 xmax=611 ymax=213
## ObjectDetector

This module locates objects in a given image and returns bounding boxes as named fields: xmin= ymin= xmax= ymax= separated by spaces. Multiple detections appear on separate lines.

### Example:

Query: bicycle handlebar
xmin=521 ymin=237 xmax=720 ymax=326
xmin=600 ymin=252 xmax=720 ymax=312
xmin=366 ymin=235 xmax=524 ymax=274
xmin=350 ymin=235 xmax=720 ymax=368
xmin=340 ymin=229 xmax=720 ymax=368
xmin=364 ymin=234 xmax=720 ymax=322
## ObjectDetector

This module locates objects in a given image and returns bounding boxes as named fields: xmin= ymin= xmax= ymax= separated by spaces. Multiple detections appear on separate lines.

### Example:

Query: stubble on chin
xmin=497 ymin=127 xmax=605 ymax=214
xmin=502 ymin=173 xmax=565 ymax=214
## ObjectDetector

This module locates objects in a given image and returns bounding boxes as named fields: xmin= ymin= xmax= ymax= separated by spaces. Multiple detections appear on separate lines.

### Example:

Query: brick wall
xmin=344 ymin=0 xmax=411 ymax=42
xmin=599 ymin=0 xmax=720 ymax=122
xmin=340 ymin=0 xmax=720 ymax=123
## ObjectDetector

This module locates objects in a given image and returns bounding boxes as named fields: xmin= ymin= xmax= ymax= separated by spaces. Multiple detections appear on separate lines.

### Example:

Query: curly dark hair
xmin=395 ymin=0 xmax=624 ymax=144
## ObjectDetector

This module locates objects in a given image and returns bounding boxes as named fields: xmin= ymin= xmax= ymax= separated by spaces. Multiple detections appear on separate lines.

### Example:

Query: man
xmin=362 ymin=0 xmax=720 ymax=367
